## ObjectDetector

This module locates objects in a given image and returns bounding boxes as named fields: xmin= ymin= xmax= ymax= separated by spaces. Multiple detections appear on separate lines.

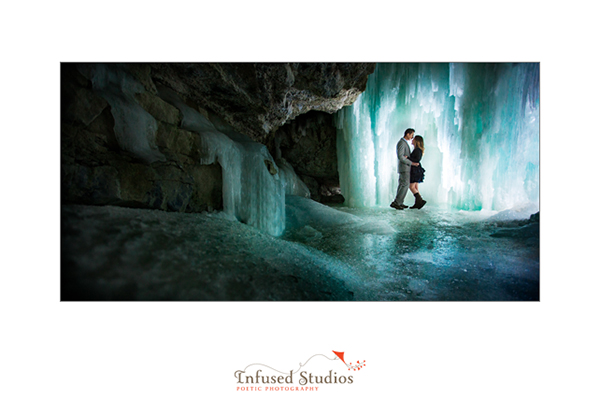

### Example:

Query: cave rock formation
xmin=61 ymin=63 xmax=375 ymax=219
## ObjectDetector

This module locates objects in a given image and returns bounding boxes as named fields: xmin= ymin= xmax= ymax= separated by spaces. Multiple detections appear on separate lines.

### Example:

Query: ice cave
xmin=61 ymin=62 xmax=539 ymax=301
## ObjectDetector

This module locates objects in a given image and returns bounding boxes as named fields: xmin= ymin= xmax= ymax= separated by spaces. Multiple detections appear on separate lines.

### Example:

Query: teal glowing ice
xmin=335 ymin=63 xmax=540 ymax=212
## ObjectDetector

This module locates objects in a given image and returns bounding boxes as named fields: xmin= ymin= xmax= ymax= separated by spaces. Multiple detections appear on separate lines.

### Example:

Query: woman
xmin=407 ymin=135 xmax=426 ymax=209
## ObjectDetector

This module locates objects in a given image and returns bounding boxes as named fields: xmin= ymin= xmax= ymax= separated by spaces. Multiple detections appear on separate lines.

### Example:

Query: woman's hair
xmin=413 ymin=135 xmax=425 ymax=153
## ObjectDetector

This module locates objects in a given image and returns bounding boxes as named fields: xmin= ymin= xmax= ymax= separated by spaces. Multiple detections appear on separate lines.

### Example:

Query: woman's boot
xmin=410 ymin=193 xmax=420 ymax=209
xmin=410 ymin=193 xmax=426 ymax=209
xmin=416 ymin=193 xmax=426 ymax=209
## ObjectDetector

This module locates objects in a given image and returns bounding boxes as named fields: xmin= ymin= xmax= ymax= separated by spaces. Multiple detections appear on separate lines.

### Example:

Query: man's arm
xmin=398 ymin=141 xmax=413 ymax=166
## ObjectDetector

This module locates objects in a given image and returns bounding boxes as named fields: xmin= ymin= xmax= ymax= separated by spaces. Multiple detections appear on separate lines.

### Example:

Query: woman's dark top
xmin=409 ymin=147 xmax=425 ymax=183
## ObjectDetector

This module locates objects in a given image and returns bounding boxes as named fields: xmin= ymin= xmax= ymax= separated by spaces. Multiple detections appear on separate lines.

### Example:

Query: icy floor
xmin=62 ymin=197 xmax=539 ymax=301
xmin=283 ymin=196 xmax=539 ymax=301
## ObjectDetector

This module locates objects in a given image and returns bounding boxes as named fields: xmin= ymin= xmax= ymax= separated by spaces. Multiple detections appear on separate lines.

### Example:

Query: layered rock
xmin=268 ymin=111 xmax=344 ymax=203
xmin=61 ymin=64 xmax=222 ymax=212
xmin=61 ymin=62 xmax=375 ymax=216
xmin=149 ymin=63 xmax=376 ymax=142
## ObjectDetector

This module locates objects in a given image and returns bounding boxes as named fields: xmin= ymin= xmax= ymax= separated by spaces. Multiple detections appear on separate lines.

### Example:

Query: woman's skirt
xmin=410 ymin=165 xmax=425 ymax=183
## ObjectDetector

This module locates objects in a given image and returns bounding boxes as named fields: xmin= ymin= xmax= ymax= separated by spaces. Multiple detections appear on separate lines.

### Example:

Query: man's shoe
xmin=390 ymin=202 xmax=407 ymax=210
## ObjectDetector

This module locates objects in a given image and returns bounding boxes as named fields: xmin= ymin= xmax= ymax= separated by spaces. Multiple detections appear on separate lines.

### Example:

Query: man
xmin=390 ymin=128 xmax=419 ymax=210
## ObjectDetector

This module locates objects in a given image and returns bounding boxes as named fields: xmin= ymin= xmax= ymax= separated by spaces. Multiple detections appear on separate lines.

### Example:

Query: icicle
xmin=157 ymin=86 xmax=288 ymax=236
xmin=335 ymin=63 xmax=539 ymax=212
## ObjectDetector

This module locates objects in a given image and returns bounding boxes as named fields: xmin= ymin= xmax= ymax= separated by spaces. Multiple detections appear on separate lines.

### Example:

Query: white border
xmin=2 ymin=1 xmax=598 ymax=399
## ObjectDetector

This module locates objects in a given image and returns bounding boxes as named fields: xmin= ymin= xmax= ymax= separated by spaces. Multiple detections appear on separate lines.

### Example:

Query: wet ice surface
xmin=62 ymin=198 xmax=539 ymax=301
xmin=283 ymin=196 xmax=539 ymax=301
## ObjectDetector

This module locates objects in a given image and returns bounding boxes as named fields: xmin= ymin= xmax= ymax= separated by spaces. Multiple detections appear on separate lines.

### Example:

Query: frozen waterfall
xmin=335 ymin=63 xmax=540 ymax=212
xmin=156 ymin=86 xmax=291 ymax=236
xmin=76 ymin=64 xmax=312 ymax=236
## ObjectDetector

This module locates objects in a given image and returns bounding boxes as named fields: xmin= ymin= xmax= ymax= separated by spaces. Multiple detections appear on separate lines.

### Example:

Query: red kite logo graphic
xmin=234 ymin=351 xmax=367 ymax=384
xmin=332 ymin=351 xmax=366 ymax=371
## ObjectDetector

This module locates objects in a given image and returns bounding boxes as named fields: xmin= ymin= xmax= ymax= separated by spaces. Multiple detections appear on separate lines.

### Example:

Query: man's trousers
xmin=393 ymin=171 xmax=410 ymax=205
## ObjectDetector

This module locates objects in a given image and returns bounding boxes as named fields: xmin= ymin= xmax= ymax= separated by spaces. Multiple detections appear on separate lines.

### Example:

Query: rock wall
xmin=61 ymin=63 xmax=374 ymax=214
xmin=268 ymin=111 xmax=344 ymax=203
xmin=150 ymin=63 xmax=375 ymax=142
xmin=61 ymin=64 xmax=222 ymax=212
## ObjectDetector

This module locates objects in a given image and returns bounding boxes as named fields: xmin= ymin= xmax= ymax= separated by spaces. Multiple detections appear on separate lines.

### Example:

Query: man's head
xmin=404 ymin=128 xmax=415 ymax=140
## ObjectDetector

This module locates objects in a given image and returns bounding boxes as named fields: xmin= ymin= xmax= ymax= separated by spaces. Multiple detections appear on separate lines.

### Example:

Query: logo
xmin=234 ymin=350 xmax=366 ymax=392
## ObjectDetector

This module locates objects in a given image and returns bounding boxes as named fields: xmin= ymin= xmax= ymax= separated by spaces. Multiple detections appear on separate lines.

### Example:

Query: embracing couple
xmin=390 ymin=128 xmax=427 ymax=210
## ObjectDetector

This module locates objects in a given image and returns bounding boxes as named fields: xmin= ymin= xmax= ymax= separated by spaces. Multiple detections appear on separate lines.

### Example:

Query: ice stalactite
xmin=335 ymin=63 xmax=539 ymax=212
xmin=156 ymin=86 xmax=292 ymax=236
xmin=77 ymin=63 xmax=310 ymax=236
